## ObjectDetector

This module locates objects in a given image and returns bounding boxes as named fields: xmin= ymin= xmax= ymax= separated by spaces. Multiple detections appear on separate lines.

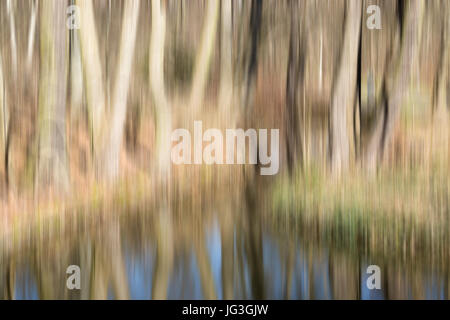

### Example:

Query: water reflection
xmin=0 ymin=199 xmax=448 ymax=300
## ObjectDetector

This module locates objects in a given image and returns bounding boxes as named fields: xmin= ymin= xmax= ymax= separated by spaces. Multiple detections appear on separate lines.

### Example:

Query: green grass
xmin=272 ymin=163 xmax=450 ymax=254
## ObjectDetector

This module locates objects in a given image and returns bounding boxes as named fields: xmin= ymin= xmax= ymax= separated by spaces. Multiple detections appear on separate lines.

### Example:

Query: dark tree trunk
xmin=285 ymin=0 xmax=306 ymax=173
xmin=243 ymin=0 xmax=263 ymax=114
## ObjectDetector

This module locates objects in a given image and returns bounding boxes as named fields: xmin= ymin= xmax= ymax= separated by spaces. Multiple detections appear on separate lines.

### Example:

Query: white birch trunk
xmin=218 ymin=0 xmax=233 ymax=114
xmin=189 ymin=0 xmax=220 ymax=112
xmin=26 ymin=0 xmax=38 ymax=75
xmin=70 ymin=28 xmax=84 ymax=120
xmin=37 ymin=0 xmax=69 ymax=191
xmin=77 ymin=0 xmax=106 ymax=149
xmin=0 ymin=53 xmax=4 ymax=153
xmin=329 ymin=0 xmax=362 ymax=176
xmin=7 ymin=0 xmax=17 ymax=82
xmin=149 ymin=0 xmax=171 ymax=182
xmin=100 ymin=0 xmax=140 ymax=180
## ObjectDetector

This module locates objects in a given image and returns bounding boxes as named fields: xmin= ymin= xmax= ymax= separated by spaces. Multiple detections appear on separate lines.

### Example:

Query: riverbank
xmin=272 ymin=163 xmax=450 ymax=258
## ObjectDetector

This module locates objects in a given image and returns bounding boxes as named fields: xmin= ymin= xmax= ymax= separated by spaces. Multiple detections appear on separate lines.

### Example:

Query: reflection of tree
xmin=0 ymin=260 xmax=15 ymax=299
xmin=282 ymin=239 xmax=295 ymax=299
xmin=90 ymin=219 xmax=130 ymax=299
xmin=34 ymin=236 xmax=69 ymax=299
xmin=328 ymin=249 xmax=359 ymax=299
xmin=151 ymin=206 xmax=174 ymax=299
xmin=90 ymin=246 xmax=108 ymax=299
xmin=194 ymin=229 xmax=217 ymax=299
xmin=220 ymin=206 xmax=234 ymax=299
xmin=3 ymin=191 xmax=450 ymax=300
xmin=243 ymin=186 xmax=265 ymax=299
xmin=445 ymin=270 xmax=450 ymax=299
xmin=235 ymin=229 xmax=248 ymax=299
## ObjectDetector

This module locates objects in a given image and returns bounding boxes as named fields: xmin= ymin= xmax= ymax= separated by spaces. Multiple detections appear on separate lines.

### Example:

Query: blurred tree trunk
xmin=283 ymin=244 xmax=295 ymax=299
xmin=99 ymin=0 xmax=140 ymax=180
xmin=7 ymin=0 xmax=17 ymax=82
xmin=189 ymin=0 xmax=220 ymax=112
xmin=233 ymin=0 xmax=249 ymax=103
xmin=0 ymin=53 xmax=4 ymax=170
xmin=4 ymin=0 xmax=17 ymax=189
xmin=26 ymin=0 xmax=38 ymax=76
xmin=150 ymin=0 xmax=171 ymax=184
xmin=240 ymin=0 xmax=263 ymax=186
xmin=378 ymin=0 xmax=424 ymax=160
xmin=97 ymin=220 xmax=130 ymax=300
xmin=77 ymin=0 xmax=106 ymax=152
xmin=220 ymin=207 xmax=234 ymax=299
xmin=152 ymin=207 xmax=174 ymax=299
xmin=194 ymin=233 xmax=217 ymax=299
xmin=69 ymin=3 xmax=84 ymax=121
xmin=110 ymin=249 xmax=130 ymax=300
xmin=430 ymin=0 xmax=449 ymax=166
xmin=285 ymin=0 xmax=306 ymax=173
xmin=242 ymin=0 xmax=263 ymax=114
xmin=218 ymin=0 xmax=233 ymax=114
xmin=79 ymin=239 xmax=92 ymax=300
xmin=37 ymin=0 xmax=69 ymax=191
xmin=243 ymin=191 xmax=265 ymax=299
xmin=90 ymin=245 xmax=109 ymax=299
xmin=0 ymin=262 xmax=15 ymax=299
xmin=329 ymin=0 xmax=361 ymax=176
xmin=0 ymin=52 xmax=10 ymax=189
xmin=432 ymin=0 xmax=449 ymax=113
xmin=363 ymin=0 xmax=424 ymax=171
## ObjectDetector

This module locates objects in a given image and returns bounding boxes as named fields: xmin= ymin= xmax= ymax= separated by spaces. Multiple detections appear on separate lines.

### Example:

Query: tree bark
xmin=285 ymin=0 xmax=306 ymax=173
xmin=77 ymin=0 xmax=106 ymax=152
xmin=242 ymin=0 xmax=263 ymax=114
xmin=69 ymin=8 xmax=84 ymax=121
xmin=7 ymin=0 xmax=17 ymax=82
xmin=152 ymin=206 xmax=174 ymax=299
xmin=0 ymin=53 xmax=4 ymax=164
xmin=189 ymin=0 xmax=220 ymax=112
xmin=100 ymin=0 xmax=140 ymax=180
xmin=0 ymin=53 xmax=7 ymax=188
xmin=195 ymin=233 xmax=217 ymax=299
xmin=218 ymin=0 xmax=233 ymax=114
xmin=430 ymin=0 xmax=449 ymax=166
xmin=26 ymin=0 xmax=38 ymax=75
xmin=363 ymin=0 xmax=424 ymax=172
xmin=220 ymin=207 xmax=234 ymax=299
xmin=37 ymin=0 xmax=70 ymax=191
xmin=149 ymin=0 xmax=172 ymax=183
xmin=4 ymin=0 xmax=18 ymax=189
xmin=329 ymin=0 xmax=362 ymax=176
xmin=432 ymin=0 xmax=449 ymax=114
xmin=379 ymin=0 xmax=424 ymax=159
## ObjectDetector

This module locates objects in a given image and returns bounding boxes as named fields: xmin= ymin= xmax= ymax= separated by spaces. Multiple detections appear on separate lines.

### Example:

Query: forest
xmin=0 ymin=0 xmax=449 ymax=300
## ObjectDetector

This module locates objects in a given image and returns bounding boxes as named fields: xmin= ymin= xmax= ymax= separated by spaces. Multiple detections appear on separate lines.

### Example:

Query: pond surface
xmin=0 ymin=196 xmax=448 ymax=300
